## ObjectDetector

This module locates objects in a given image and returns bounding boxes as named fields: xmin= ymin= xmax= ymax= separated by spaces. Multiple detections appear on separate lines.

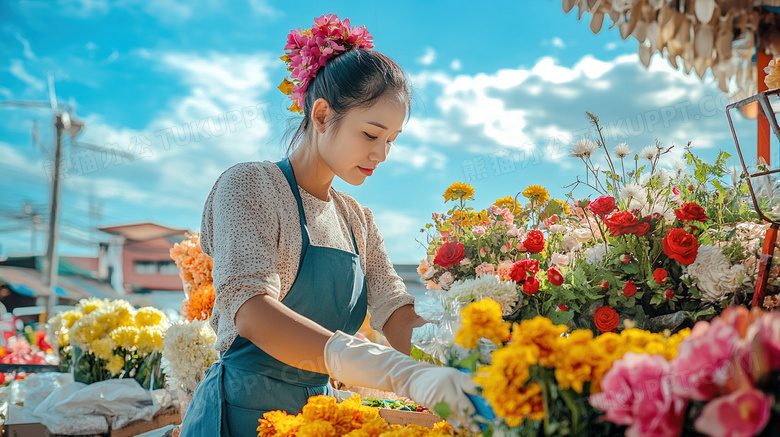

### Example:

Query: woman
xmin=180 ymin=15 xmax=475 ymax=437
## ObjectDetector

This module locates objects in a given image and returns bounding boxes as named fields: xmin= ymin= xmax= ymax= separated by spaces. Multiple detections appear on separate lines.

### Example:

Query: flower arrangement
xmin=161 ymin=319 xmax=219 ymax=395
xmin=418 ymin=113 xmax=768 ymax=335
xmin=0 ymin=334 xmax=57 ymax=385
xmin=170 ymin=232 xmax=215 ymax=321
xmin=46 ymin=298 xmax=169 ymax=389
xmin=437 ymin=299 xmax=690 ymax=435
xmin=278 ymin=14 xmax=374 ymax=113
xmin=590 ymin=305 xmax=780 ymax=436
xmin=256 ymin=394 xmax=455 ymax=437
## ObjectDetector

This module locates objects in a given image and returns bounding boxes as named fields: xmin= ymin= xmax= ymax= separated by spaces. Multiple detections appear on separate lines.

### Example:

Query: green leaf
xmin=548 ymin=309 xmax=575 ymax=325
xmin=433 ymin=401 xmax=451 ymax=418
xmin=621 ymin=263 xmax=640 ymax=274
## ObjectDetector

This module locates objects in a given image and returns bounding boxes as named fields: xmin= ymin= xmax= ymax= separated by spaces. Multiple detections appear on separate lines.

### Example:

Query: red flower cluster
xmin=588 ymin=196 xmax=616 ymax=215
xmin=522 ymin=230 xmax=545 ymax=254
xmin=604 ymin=211 xmax=650 ymax=237
xmin=510 ymin=258 xmax=541 ymax=294
xmin=433 ymin=241 xmax=466 ymax=268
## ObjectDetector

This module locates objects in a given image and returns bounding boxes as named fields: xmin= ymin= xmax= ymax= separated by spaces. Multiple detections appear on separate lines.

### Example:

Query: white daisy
xmin=613 ymin=142 xmax=632 ymax=159
xmin=640 ymin=145 xmax=660 ymax=161
xmin=570 ymin=139 xmax=599 ymax=158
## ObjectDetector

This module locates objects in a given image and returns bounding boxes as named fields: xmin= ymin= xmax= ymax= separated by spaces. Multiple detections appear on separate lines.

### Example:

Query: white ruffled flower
xmin=161 ymin=320 xmax=220 ymax=394
xmin=640 ymin=145 xmax=660 ymax=161
xmin=551 ymin=252 xmax=570 ymax=267
xmin=584 ymin=243 xmax=610 ymax=265
xmin=620 ymin=182 xmax=648 ymax=210
xmin=570 ymin=139 xmax=599 ymax=158
xmin=684 ymin=244 xmax=746 ymax=302
xmin=549 ymin=224 xmax=565 ymax=234
xmin=673 ymin=159 xmax=687 ymax=175
xmin=571 ymin=229 xmax=592 ymax=244
xmin=613 ymin=143 xmax=632 ymax=159
xmin=445 ymin=274 xmax=520 ymax=316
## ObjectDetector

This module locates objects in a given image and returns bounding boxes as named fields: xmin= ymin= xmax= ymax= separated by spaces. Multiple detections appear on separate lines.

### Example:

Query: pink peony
xmin=669 ymin=319 xmax=739 ymax=401
xmin=747 ymin=312 xmax=780 ymax=382
xmin=590 ymin=352 xmax=686 ymax=437
xmin=496 ymin=260 xmax=514 ymax=281
xmin=693 ymin=389 xmax=772 ymax=437
xmin=475 ymin=262 xmax=496 ymax=277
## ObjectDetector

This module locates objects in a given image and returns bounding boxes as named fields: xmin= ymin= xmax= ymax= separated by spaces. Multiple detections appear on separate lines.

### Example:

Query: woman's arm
xmin=382 ymin=304 xmax=428 ymax=355
xmin=235 ymin=294 xmax=333 ymax=373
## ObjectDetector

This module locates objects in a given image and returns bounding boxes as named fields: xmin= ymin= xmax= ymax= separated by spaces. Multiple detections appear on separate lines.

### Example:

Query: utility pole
xmin=43 ymin=112 xmax=65 ymax=318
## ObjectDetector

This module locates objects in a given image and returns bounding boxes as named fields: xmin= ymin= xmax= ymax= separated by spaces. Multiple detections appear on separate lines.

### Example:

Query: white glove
xmin=324 ymin=330 xmax=476 ymax=419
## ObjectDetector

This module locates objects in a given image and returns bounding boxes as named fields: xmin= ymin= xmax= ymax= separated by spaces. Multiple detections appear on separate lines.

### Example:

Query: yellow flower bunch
xmin=257 ymin=395 xmax=455 ymax=437
xmin=475 ymin=343 xmax=544 ymax=427
xmin=493 ymin=196 xmax=522 ymax=214
xmin=511 ymin=316 xmax=568 ymax=367
xmin=135 ymin=307 xmax=167 ymax=327
xmin=455 ymin=299 xmax=511 ymax=349
xmin=522 ymin=185 xmax=549 ymax=204
xmin=442 ymin=182 xmax=475 ymax=203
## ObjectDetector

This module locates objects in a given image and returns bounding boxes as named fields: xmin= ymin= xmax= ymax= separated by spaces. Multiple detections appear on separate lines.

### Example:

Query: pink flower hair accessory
xmin=278 ymin=14 xmax=374 ymax=113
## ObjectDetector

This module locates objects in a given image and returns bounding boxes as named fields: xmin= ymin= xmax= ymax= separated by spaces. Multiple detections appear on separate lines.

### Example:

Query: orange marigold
xmin=182 ymin=283 xmax=215 ymax=321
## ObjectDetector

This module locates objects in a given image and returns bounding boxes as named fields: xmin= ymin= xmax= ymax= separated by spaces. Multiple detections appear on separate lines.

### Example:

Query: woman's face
xmin=316 ymin=96 xmax=406 ymax=185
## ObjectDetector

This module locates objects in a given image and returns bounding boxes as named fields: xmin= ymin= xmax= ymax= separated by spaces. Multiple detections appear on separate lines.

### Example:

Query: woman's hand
xmin=382 ymin=304 xmax=428 ymax=355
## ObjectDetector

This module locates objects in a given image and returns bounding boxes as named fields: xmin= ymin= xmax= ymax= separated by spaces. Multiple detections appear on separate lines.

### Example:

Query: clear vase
xmin=177 ymin=389 xmax=194 ymax=420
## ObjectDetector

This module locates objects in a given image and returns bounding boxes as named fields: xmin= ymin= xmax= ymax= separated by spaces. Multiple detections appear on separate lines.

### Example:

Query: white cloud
xmin=417 ymin=47 xmax=436 ymax=66
xmin=385 ymin=144 xmax=448 ymax=172
xmin=605 ymin=42 xmax=618 ymax=51
xmin=450 ymin=59 xmax=462 ymax=71
xmin=551 ymin=37 xmax=565 ymax=48
xmin=9 ymin=60 xmax=44 ymax=91
xmin=15 ymin=33 xmax=36 ymax=60
xmin=57 ymin=0 xmax=110 ymax=17
xmin=371 ymin=209 xmax=424 ymax=263
xmin=248 ymin=0 xmax=281 ymax=16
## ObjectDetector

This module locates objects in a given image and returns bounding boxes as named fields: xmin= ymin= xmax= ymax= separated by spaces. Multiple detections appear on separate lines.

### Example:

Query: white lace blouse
xmin=200 ymin=160 xmax=416 ymax=352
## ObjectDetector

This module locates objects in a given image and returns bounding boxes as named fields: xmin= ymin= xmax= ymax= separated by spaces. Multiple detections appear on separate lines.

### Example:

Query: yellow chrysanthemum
xmin=522 ymin=185 xmax=549 ymax=204
xmin=76 ymin=297 xmax=106 ymax=315
xmin=455 ymin=299 xmax=511 ymax=349
xmin=106 ymin=354 xmax=125 ymax=377
xmin=662 ymin=328 xmax=690 ymax=360
xmin=442 ymin=182 xmax=475 ymax=202
xmin=551 ymin=198 xmax=571 ymax=214
xmin=296 ymin=419 xmax=336 ymax=437
xmin=493 ymin=196 xmax=522 ymax=214
xmin=110 ymin=326 xmax=140 ymax=350
xmin=554 ymin=330 xmax=597 ymax=394
xmin=91 ymin=337 xmax=117 ymax=361
xmin=105 ymin=300 xmax=135 ymax=328
xmin=59 ymin=310 xmax=83 ymax=329
xmin=137 ymin=326 xmax=165 ymax=354
xmin=475 ymin=343 xmax=544 ymax=427
xmin=134 ymin=307 xmax=167 ymax=327
xmin=258 ymin=410 xmax=303 ymax=437
xmin=512 ymin=316 xmax=568 ymax=367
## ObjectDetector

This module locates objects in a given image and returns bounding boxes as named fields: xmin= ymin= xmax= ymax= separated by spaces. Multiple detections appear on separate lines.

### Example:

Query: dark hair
xmin=286 ymin=49 xmax=411 ymax=155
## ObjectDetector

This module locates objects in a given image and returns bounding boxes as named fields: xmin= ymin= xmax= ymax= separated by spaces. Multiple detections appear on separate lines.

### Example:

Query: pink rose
xmin=438 ymin=272 xmax=453 ymax=289
xmin=496 ymin=260 xmax=514 ymax=281
xmin=669 ymin=319 xmax=739 ymax=401
xmin=590 ymin=352 xmax=686 ymax=437
xmin=472 ymin=225 xmax=486 ymax=236
xmin=694 ymin=389 xmax=772 ymax=437
xmin=475 ymin=262 xmax=496 ymax=277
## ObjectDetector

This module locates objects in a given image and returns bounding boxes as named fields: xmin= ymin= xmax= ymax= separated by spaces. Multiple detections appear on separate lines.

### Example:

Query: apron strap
xmin=276 ymin=157 xmax=310 ymax=267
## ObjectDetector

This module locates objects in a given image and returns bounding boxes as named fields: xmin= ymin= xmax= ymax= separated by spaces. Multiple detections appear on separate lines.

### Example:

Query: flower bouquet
xmin=418 ymin=114 xmax=770 ymax=336
xmin=170 ymin=232 xmax=215 ymax=321
xmin=161 ymin=319 xmax=219 ymax=414
xmin=46 ymin=298 xmax=169 ymax=389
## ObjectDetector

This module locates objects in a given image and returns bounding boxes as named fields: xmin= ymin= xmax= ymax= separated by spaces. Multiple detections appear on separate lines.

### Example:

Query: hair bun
xmin=279 ymin=14 xmax=374 ymax=113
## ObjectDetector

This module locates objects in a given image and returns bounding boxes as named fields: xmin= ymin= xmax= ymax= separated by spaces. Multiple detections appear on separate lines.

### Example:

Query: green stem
xmin=540 ymin=369 xmax=552 ymax=435
xmin=559 ymin=389 xmax=581 ymax=433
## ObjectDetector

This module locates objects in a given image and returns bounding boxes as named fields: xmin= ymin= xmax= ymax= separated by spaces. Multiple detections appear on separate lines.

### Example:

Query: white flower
xmin=673 ymin=159 xmax=687 ymax=175
xmin=162 ymin=320 xmax=220 ymax=394
xmin=570 ymin=139 xmax=599 ymax=158
xmin=445 ymin=275 xmax=520 ymax=316
xmin=620 ymin=182 xmax=648 ymax=210
xmin=571 ymin=229 xmax=592 ymax=244
xmin=613 ymin=143 xmax=632 ymax=158
xmin=684 ymin=245 xmax=746 ymax=302
xmin=584 ymin=243 xmax=610 ymax=265
xmin=640 ymin=145 xmax=660 ymax=161
xmin=549 ymin=224 xmax=565 ymax=234
xmin=422 ymin=266 xmax=436 ymax=279
xmin=551 ymin=252 xmax=570 ymax=267
xmin=439 ymin=272 xmax=454 ymax=289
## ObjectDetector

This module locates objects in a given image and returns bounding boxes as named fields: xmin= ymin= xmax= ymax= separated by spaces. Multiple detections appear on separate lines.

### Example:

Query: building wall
xmin=121 ymin=237 xmax=182 ymax=292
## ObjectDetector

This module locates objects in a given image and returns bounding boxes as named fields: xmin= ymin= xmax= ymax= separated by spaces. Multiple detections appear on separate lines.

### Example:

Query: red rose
xmin=557 ymin=304 xmax=568 ymax=312
xmin=510 ymin=258 xmax=539 ymax=283
xmin=665 ymin=289 xmax=675 ymax=300
xmin=599 ymin=281 xmax=609 ymax=290
xmin=594 ymin=306 xmax=619 ymax=333
xmin=662 ymin=228 xmax=699 ymax=265
xmin=653 ymin=268 xmax=668 ymax=284
xmin=604 ymin=211 xmax=650 ymax=237
xmin=522 ymin=230 xmax=545 ymax=254
xmin=547 ymin=266 xmax=564 ymax=286
xmin=620 ymin=254 xmax=632 ymax=264
xmin=588 ymin=196 xmax=616 ymax=215
xmin=674 ymin=202 xmax=707 ymax=223
xmin=523 ymin=276 xmax=540 ymax=295
xmin=623 ymin=281 xmax=637 ymax=297
xmin=433 ymin=241 xmax=465 ymax=268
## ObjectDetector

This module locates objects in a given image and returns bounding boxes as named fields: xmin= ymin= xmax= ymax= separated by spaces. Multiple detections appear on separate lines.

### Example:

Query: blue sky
xmin=0 ymin=0 xmax=757 ymax=264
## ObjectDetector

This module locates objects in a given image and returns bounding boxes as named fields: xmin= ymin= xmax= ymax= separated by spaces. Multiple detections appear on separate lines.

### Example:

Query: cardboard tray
xmin=3 ymin=407 xmax=181 ymax=437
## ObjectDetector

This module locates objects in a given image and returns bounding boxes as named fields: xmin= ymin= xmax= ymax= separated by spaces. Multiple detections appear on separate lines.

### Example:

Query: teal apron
xmin=181 ymin=158 xmax=368 ymax=437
